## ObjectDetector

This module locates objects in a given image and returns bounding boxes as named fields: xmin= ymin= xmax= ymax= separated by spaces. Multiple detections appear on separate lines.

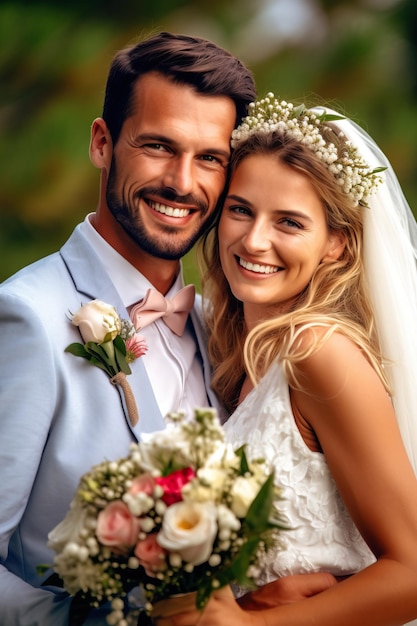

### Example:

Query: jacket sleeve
xmin=0 ymin=290 xmax=75 ymax=625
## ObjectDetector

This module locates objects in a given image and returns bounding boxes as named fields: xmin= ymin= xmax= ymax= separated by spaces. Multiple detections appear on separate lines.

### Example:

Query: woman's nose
xmin=242 ymin=221 xmax=271 ymax=253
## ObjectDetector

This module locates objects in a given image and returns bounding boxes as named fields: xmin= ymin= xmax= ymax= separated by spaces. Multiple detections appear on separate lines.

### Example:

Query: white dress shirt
xmin=80 ymin=214 xmax=209 ymax=418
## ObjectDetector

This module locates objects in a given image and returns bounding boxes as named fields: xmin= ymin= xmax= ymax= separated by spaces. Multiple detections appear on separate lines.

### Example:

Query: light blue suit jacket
xmin=0 ymin=225 xmax=220 ymax=626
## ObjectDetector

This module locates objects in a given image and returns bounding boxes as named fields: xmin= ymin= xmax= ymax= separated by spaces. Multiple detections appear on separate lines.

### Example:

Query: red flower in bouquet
xmin=156 ymin=467 xmax=195 ymax=506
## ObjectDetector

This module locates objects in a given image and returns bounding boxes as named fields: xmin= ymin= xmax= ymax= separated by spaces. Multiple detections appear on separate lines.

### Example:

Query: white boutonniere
xmin=65 ymin=300 xmax=147 ymax=426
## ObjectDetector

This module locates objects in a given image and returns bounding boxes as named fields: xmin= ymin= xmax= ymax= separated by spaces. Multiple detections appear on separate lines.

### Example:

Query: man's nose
xmin=162 ymin=155 xmax=195 ymax=197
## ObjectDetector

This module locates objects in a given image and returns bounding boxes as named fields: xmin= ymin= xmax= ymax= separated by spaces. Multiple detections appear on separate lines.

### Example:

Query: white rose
xmin=197 ymin=467 xmax=228 ymax=491
xmin=230 ymin=476 xmax=260 ymax=518
xmin=140 ymin=427 xmax=192 ymax=472
xmin=185 ymin=467 xmax=228 ymax=502
xmin=48 ymin=497 xmax=89 ymax=553
xmin=206 ymin=442 xmax=240 ymax=471
xmin=217 ymin=503 xmax=241 ymax=532
xmin=157 ymin=501 xmax=217 ymax=565
xmin=71 ymin=300 xmax=121 ymax=343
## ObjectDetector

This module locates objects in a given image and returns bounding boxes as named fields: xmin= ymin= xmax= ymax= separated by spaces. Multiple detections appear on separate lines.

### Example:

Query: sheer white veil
xmin=320 ymin=110 xmax=417 ymax=474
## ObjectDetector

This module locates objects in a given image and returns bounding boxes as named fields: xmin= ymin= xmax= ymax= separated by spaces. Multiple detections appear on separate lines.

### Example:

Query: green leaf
xmin=84 ymin=343 xmax=116 ymax=373
xmin=114 ymin=344 xmax=131 ymax=375
xmin=292 ymin=103 xmax=306 ymax=117
xmin=113 ymin=334 xmax=126 ymax=355
xmin=316 ymin=112 xmax=346 ymax=122
xmin=102 ymin=331 xmax=116 ymax=343
xmin=219 ymin=536 xmax=260 ymax=586
xmin=65 ymin=343 xmax=91 ymax=359
xmin=113 ymin=335 xmax=131 ymax=375
xmin=322 ymin=113 xmax=346 ymax=122
xmin=234 ymin=445 xmax=250 ymax=475
xmin=245 ymin=473 xmax=276 ymax=532
xmin=36 ymin=564 xmax=52 ymax=577
xmin=85 ymin=341 xmax=109 ymax=360
xmin=87 ymin=356 xmax=112 ymax=375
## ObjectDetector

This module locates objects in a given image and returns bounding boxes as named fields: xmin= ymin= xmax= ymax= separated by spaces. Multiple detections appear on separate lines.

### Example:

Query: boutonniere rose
xmin=66 ymin=300 xmax=147 ymax=426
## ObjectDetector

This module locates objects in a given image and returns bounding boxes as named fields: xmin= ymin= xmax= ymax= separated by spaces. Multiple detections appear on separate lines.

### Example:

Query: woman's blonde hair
xmin=199 ymin=128 xmax=389 ymax=414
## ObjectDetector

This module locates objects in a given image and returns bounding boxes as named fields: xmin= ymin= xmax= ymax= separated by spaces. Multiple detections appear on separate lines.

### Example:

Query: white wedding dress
xmin=223 ymin=359 xmax=375 ymax=585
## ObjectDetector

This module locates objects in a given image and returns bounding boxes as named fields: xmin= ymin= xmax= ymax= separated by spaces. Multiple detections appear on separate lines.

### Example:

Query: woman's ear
xmin=322 ymin=231 xmax=346 ymax=262
xmin=89 ymin=118 xmax=113 ymax=170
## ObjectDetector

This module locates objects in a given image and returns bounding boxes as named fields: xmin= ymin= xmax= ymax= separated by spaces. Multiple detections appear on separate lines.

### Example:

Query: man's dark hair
xmin=102 ymin=31 xmax=256 ymax=143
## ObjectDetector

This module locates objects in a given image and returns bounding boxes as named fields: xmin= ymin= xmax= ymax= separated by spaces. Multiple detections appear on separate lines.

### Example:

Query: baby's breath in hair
xmin=231 ymin=93 xmax=385 ymax=207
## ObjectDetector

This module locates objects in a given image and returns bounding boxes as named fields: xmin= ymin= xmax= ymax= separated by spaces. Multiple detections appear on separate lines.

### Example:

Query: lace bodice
xmin=223 ymin=360 xmax=375 ymax=586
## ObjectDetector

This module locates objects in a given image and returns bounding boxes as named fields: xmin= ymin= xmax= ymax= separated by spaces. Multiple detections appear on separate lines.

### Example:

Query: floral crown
xmin=231 ymin=93 xmax=385 ymax=207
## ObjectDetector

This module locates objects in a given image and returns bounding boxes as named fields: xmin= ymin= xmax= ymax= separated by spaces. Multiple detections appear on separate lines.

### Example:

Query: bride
xmin=166 ymin=95 xmax=417 ymax=625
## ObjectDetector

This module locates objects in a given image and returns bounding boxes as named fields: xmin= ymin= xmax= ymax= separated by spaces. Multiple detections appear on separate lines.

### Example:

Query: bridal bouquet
xmin=48 ymin=408 xmax=284 ymax=625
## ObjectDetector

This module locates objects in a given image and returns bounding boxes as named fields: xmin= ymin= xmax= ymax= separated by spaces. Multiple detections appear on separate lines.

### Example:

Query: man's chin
xmin=133 ymin=238 xmax=197 ymax=261
xmin=134 ymin=229 xmax=204 ymax=260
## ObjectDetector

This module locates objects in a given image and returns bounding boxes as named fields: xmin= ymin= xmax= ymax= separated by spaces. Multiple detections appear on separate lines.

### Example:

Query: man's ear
xmin=89 ymin=118 xmax=112 ymax=169
xmin=322 ymin=231 xmax=346 ymax=262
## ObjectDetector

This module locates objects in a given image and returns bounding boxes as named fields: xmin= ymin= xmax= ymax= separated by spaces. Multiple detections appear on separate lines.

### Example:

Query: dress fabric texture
xmin=223 ymin=359 xmax=376 ymax=586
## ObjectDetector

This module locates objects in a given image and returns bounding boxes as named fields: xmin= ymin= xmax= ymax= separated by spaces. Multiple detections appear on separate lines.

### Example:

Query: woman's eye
xmin=281 ymin=217 xmax=302 ymax=229
xmin=230 ymin=205 xmax=250 ymax=215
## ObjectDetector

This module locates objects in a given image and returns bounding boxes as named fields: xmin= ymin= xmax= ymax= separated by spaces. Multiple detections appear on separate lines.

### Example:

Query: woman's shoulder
xmin=290 ymin=327 xmax=387 ymax=449
xmin=293 ymin=327 xmax=369 ymax=396
xmin=294 ymin=323 xmax=362 ymax=355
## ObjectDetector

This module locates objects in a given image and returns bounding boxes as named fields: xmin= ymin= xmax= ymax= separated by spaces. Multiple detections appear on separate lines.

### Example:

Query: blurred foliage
xmin=1 ymin=0 xmax=416 ymax=285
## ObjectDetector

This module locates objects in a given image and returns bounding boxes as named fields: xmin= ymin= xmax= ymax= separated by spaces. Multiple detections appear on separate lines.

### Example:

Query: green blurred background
xmin=1 ymin=0 xmax=416 ymax=286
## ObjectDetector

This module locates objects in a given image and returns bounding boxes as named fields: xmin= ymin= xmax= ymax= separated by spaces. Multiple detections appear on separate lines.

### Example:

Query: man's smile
xmin=148 ymin=200 xmax=192 ymax=218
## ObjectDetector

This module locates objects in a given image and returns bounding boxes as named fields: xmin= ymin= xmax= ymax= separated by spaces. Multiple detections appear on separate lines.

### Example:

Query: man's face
xmin=105 ymin=72 xmax=236 ymax=260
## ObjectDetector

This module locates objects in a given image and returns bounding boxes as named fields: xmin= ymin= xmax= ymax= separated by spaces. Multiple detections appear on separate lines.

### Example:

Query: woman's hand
xmin=238 ymin=572 xmax=339 ymax=610
xmin=155 ymin=586 xmax=258 ymax=626
xmin=154 ymin=574 xmax=339 ymax=625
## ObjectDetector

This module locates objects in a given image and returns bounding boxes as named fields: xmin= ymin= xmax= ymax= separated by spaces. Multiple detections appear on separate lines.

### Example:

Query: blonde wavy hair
xmin=199 ymin=128 xmax=389 ymax=414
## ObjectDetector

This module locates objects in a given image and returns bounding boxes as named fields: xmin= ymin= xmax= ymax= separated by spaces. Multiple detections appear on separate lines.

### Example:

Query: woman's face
xmin=219 ymin=153 xmax=343 ymax=328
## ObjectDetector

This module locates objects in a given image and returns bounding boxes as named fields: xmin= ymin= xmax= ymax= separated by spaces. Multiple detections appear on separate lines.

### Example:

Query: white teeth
xmin=239 ymin=257 xmax=279 ymax=274
xmin=150 ymin=201 xmax=190 ymax=218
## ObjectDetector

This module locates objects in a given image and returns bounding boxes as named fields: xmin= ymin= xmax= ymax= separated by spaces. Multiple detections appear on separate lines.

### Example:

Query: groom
xmin=0 ymin=31 xmax=335 ymax=625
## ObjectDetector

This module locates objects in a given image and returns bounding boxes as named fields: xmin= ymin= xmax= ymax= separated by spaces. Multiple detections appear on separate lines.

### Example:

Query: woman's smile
xmin=237 ymin=256 xmax=281 ymax=275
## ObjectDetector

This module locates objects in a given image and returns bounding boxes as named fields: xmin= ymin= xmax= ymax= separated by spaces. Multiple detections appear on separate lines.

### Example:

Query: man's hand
xmin=237 ymin=573 xmax=339 ymax=610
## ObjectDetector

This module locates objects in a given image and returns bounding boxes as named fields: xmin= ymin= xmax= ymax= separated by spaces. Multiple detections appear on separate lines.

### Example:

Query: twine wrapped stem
xmin=110 ymin=371 xmax=139 ymax=427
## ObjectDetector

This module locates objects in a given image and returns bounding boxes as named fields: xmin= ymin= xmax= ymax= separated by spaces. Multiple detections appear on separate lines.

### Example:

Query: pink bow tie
xmin=129 ymin=285 xmax=195 ymax=336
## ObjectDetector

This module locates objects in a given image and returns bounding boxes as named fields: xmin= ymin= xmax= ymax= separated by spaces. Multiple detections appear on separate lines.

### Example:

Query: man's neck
xmin=90 ymin=212 xmax=180 ymax=294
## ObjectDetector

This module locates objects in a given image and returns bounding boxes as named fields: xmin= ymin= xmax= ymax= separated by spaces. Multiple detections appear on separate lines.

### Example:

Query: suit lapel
xmin=189 ymin=306 xmax=227 ymax=421
xmin=60 ymin=226 xmax=165 ymax=438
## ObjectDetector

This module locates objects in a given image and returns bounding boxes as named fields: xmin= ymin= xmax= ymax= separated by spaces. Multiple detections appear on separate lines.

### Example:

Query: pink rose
xmin=96 ymin=501 xmax=141 ymax=554
xmin=128 ymin=474 xmax=156 ymax=496
xmin=126 ymin=334 xmax=148 ymax=361
xmin=134 ymin=533 xmax=167 ymax=576
xmin=156 ymin=467 xmax=195 ymax=506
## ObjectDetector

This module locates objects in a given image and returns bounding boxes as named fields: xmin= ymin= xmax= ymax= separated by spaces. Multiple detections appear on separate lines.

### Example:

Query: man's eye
xmin=200 ymin=155 xmax=224 ymax=166
xmin=145 ymin=143 xmax=166 ymax=151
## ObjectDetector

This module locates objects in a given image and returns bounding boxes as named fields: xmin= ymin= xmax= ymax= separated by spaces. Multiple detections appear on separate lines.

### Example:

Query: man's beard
xmin=105 ymin=165 xmax=215 ymax=260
